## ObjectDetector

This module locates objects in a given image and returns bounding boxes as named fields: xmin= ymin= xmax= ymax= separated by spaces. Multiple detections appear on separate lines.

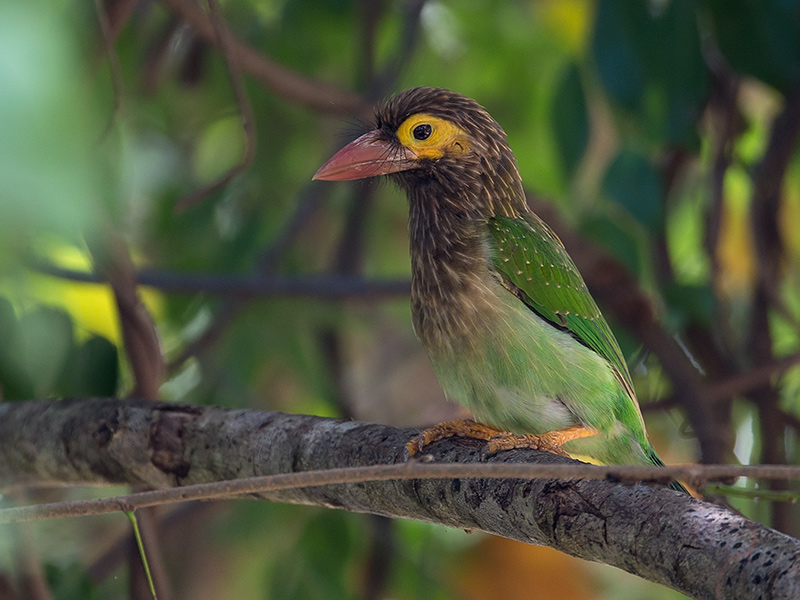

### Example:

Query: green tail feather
xmin=646 ymin=447 xmax=689 ymax=495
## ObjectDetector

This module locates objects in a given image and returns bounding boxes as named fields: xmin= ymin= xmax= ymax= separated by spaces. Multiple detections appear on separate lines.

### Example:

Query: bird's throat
xmin=401 ymin=154 xmax=528 ymax=351
xmin=406 ymin=188 xmax=498 ymax=351
xmin=408 ymin=187 xmax=485 ymax=285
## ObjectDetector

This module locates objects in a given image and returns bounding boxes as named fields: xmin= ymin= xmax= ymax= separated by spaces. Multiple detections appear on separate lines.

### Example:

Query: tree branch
xmin=89 ymin=234 xmax=165 ymax=400
xmin=174 ymin=0 xmax=258 ymax=211
xmin=161 ymin=0 xmax=368 ymax=115
xmin=32 ymin=263 xmax=410 ymax=300
xmin=1 ymin=398 xmax=799 ymax=599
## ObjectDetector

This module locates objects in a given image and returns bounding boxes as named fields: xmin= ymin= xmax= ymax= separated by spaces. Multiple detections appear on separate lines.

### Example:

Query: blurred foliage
xmin=1 ymin=0 xmax=800 ymax=598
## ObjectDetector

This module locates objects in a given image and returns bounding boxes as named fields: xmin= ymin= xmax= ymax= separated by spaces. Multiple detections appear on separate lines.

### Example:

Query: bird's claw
xmin=403 ymin=436 xmax=426 ymax=460
xmin=404 ymin=418 xmax=506 ymax=459
xmin=481 ymin=425 xmax=598 ymax=457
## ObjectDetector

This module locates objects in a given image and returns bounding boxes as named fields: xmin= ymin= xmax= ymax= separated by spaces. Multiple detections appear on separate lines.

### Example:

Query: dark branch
xmin=89 ymin=235 xmax=165 ymax=400
xmin=168 ymin=183 xmax=332 ymax=373
xmin=93 ymin=0 xmax=125 ymax=139
xmin=1 ymin=398 xmax=799 ymax=600
xmin=32 ymin=263 xmax=410 ymax=300
xmin=750 ymin=81 xmax=800 ymax=300
xmin=174 ymin=0 xmax=257 ymax=211
xmin=161 ymin=0 xmax=368 ymax=116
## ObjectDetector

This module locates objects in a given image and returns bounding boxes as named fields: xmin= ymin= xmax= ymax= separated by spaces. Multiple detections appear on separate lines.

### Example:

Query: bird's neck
xmin=407 ymin=194 xmax=484 ymax=349
xmin=407 ymin=187 xmax=485 ymax=287
xmin=405 ymin=164 xmax=527 ymax=287
xmin=405 ymin=174 xmax=526 ymax=348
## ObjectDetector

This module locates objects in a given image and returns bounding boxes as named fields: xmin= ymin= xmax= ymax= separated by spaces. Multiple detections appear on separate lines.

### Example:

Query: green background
xmin=1 ymin=0 xmax=800 ymax=598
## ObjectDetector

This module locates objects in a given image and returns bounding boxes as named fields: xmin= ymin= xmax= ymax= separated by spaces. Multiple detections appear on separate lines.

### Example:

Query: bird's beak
xmin=313 ymin=130 xmax=418 ymax=181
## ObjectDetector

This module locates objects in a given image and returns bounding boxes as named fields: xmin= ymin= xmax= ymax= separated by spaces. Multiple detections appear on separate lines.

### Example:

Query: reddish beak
xmin=313 ymin=130 xmax=418 ymax=181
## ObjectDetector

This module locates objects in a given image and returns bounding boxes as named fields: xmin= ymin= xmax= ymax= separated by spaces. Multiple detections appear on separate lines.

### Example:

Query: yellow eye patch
xmin=396 ymin=114 xmax=470 ymax=159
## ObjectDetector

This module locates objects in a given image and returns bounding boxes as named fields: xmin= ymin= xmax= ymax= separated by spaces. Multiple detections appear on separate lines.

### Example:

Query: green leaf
xmin=19 ymin=307 xmax=75 ymax=397
xmin=193 ymin=116 xmax=246 ymax=184
xmin=662 ymin=283 xmax=716 ymax=328
xmin=552 ymin=63 xmax=589 ymax=177
xmin=44 ymin=562 xmax=98 ymax=600
xmin=602 ymin=148 xmax=664 ymax=233
xmin=0 ymin=298 xmax=34 ymax=400
xmin=653 ymin=0 xmax=708 ymax=146
xmin=592 ymin=0 xmax=708 ymax=145
xmin=591 ymin=0 xmax=648 ymax=109
xmin=707 ymin=0 xmax=800 ymax=95
xmin=579 ymin=215 xmax=642 ymax=277
xmin=267 ymin=511 xmax=355 ymax=600
xmin=0 ymin=4 xmax=102 ymax=249
xmin=59 ymin=336 xmax=118 ymax=397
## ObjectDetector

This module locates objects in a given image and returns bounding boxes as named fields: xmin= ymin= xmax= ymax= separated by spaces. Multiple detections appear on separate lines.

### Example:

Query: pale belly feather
xmin=417 ymin=274 xmax=624 ymax=438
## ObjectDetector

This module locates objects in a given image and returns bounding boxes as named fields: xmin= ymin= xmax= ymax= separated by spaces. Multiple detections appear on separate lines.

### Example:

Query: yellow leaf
xmin=6 ymin=239 xmax=164 ymax=344
xmin=716 ymin=168 xmax=756 ymax=298
xmin=781 ymin=166 xmax=800 ymax=261
xmin=535 ymin=0 xmax=593 ymax=55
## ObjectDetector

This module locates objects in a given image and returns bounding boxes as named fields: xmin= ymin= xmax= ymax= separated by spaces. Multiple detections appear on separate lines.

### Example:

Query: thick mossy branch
xmin=0 ymin=398 xmax=798 ymax=600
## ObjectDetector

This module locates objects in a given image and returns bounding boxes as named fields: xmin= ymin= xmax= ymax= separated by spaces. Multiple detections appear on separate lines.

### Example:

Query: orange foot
xmin=405 ymin=420 xmax=598 ymax=458
xmin=485 ymin=424 xmax=598 ymax=457
xmin=405 ymin=418 xmax=503 ymax=457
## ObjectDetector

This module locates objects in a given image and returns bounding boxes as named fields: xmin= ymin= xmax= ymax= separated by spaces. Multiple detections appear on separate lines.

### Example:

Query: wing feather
xmin=487 ymin=214 xmax=636 ymax=396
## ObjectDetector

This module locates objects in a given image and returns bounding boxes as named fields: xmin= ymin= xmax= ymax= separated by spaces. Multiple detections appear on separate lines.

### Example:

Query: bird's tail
xmin=646 ymin=446 xmax=689 ymax=495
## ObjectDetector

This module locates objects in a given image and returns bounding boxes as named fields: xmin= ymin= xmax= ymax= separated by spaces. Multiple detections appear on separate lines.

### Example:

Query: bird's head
xmin=314 ymin=87 xmax=525 ymax=218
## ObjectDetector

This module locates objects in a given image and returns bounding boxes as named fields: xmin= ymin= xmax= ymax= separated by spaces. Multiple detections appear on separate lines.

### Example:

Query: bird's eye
xmin=412 ymin=123 xmax=432 ymax=141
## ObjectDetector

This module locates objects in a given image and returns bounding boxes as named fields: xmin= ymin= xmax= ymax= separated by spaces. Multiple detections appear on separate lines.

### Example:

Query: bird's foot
xmin=485 ymin=424 xmax=598 ymax=457
xmin=405 ymin=418 xmax=504 ymax=457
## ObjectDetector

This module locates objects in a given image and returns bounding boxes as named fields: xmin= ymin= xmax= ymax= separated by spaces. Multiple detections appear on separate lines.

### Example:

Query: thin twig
xmin=373 ymin=0 xmax=426 ymax=96
xmin=89 ymin=234 xmax=166 ymax=400
xmin=104 ymin=0 xmax=139 ymax=42
xmin=256 ymin=183 xmax=330 ymax=271
xmin=5 ymin=462 xmax=800 ymax=525
xmin=702 ymin=39 xmax=740 ymax=295
xmin=142 ymin=16 xmax=182 ymax=92
xmin=88 ymin=503 xmax=218 ymax=584
xmin=745 ymin=81 xmax=800 ymax=534
xmin=708 ymin=352 xmax=800 ymax=401
xmin=175 ymin=0 xmax=257 ymax=211
xmin=93 ymin=0 xmax=125 ymax=139
xmin=161 ymin=0 xmax=368 ymax=116
xmin=128 ymin=509 xmax=171 ymax=600
xmin=335 ymin=182 xmax=376 ymax=274
xmin=750 ymin=82 xmax=800 ymax=308
xmin=645 ymin=352 xmax=800 ymax=414
xmin=168 ymin=184 xmax=332 ymax=372
xmin=89 ymin=233 xmax=172 ymax=596
xmin=33 ymin=262 xmax=410 ymax=299
xmin=358 ymin=0 xmax=381 ymax=88
xmin=126 ymin=512 xmax=158 ymax=600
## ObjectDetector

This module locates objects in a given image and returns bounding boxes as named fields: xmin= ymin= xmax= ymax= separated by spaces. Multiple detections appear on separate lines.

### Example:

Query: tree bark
xmin=1 ymin=398 xmax=798 ymax=600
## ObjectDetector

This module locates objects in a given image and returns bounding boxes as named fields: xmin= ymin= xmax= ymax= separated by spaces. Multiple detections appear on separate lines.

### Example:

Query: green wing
xmin=487 ymin=214 xmax=635 ymax=394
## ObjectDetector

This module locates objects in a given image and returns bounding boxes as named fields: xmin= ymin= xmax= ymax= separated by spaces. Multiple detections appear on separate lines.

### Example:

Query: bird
xmin=314 ymin=86 xmax=686 ymax=492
